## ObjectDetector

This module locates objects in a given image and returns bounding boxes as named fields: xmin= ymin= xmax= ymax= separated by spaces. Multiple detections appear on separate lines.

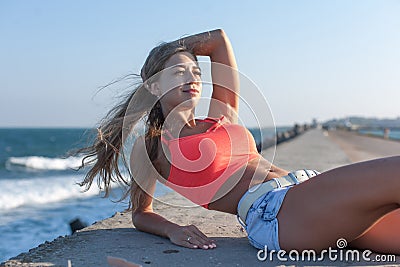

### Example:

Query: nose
xmin=185 ymin=71 xmax=200 ymax=85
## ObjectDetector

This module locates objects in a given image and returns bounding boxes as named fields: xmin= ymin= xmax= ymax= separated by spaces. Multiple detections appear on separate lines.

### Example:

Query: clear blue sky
xmin=1 ymin=0 xmax=399 ymax=127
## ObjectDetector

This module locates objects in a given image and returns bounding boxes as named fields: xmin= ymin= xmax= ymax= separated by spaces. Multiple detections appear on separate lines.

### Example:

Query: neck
xmin=162 ymin=109 xmax=196 ymax=137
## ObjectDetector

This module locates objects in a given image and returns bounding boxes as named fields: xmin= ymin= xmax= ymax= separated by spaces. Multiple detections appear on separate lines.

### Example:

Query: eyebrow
xmin=172 ymin=64 xmax=201 ymax=70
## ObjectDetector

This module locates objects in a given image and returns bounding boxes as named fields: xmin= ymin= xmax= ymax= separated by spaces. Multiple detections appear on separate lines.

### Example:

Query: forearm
xmin=176 ymin=29 xmax=236 ymax=66
xmin=132 ymin=210 xmax=179 ymax=238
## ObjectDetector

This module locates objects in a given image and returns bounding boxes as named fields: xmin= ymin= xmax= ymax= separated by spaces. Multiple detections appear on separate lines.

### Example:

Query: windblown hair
xmin=78 ymin=41 xmax=196 ymax=211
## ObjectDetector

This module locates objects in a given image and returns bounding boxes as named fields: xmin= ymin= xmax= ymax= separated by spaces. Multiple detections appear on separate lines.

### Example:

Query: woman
xmin=79 ymin=29 xmax=400 ymax=254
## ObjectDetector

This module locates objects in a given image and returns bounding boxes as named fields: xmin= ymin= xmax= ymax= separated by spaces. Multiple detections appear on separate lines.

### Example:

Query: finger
xmin=186 ymin=233 xmax=216 ymax=249
xmin=185 ymin=236 xmax=209 ymax=249
xmin=182 ymin=239 xmax=199 ymax=249
xmin=179 ymin=233 xmax=201 ymax=249
xmin=172 ymin=237 xmax=198 ymax=249
xmin=188 ymin=226 xmax=217 ymax=248
xmin=192 ymin=233 xmax=216 ymax=248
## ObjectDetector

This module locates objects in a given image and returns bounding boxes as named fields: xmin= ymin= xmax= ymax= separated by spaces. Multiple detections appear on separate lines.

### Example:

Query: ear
xmin=147 ymin=82 xmax=161 ymax=97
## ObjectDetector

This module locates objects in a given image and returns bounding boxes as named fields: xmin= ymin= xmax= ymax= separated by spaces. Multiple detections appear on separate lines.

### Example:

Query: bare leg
xmin=349 ymin=208 xmax=400 ymax=254
xmin=277 ymin=156 xmax=400 ymax=254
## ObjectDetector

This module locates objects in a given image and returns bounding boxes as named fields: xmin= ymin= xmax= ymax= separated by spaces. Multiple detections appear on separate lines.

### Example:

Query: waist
xmin=237 ymin=169 xmax=321 ymax=226
xmin=165 ymin=153 xmax=261 ymax=209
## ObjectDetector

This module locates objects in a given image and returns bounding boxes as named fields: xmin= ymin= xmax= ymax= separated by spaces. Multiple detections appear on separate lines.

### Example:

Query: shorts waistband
xmin=237 ymin=169 xmax=320 ymax=227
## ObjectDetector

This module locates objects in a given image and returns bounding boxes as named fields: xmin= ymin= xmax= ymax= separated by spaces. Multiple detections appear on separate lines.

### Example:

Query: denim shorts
xmin=237 ymin=186 xmax=292 ymax=251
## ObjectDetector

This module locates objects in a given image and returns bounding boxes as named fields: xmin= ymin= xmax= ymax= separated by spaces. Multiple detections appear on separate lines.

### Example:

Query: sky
xmin=1 ymin=0 xmax=399 ymax=127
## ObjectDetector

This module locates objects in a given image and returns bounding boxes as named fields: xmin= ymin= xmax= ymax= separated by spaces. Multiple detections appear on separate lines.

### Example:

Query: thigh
xmin=277 ymin=156 xmax=400 ymax=252
xmin=350 ymin=208 xmax=400 ymax=254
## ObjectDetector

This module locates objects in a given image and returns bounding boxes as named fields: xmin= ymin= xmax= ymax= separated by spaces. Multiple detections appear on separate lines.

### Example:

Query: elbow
xmin=131 ymin=210 xmax=144 ymax=229
xmin=214 ymin=29 xmax=227 ymax=41
xmin=213 ymin=28 xmax=225 ymax=36
xmin=208 ymin=28 xmax=228 ymax=43
xmin=131 ymin=209 xmax=153 ymax=232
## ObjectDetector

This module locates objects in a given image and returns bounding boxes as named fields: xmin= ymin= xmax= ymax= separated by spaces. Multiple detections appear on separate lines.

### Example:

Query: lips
xmin=183 ymin=88 xmax=200 ymax=94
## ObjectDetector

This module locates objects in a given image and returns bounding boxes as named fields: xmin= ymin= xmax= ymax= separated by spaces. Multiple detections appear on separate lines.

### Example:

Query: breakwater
xmin=257 ymin=123 xmax=315 ymax=152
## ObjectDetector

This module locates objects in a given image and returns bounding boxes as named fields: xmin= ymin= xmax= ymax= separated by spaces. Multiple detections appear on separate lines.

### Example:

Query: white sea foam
xmin=0 ymin=175 xmax=107 ymax=210
xmin=7 ymin=156 xmax=84 ymax=170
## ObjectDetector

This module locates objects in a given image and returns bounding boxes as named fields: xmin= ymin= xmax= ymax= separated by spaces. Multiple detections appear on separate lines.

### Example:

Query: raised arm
xmin=130 ymin=136 xmax=216 ymax=249
xmin=177 ymin=29 xmax=239 ymax=123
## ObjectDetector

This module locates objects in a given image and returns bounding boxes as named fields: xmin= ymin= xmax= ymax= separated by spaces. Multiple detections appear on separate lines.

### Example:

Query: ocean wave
xmin=0 ymin=175 xmax=123 ymax=211
xmin=6 ymin=156 xmax=84 ymax=171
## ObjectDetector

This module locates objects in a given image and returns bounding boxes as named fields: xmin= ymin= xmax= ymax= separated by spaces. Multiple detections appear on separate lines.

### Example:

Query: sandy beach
xmin=2 ymin=128 xmax=399 ymax=267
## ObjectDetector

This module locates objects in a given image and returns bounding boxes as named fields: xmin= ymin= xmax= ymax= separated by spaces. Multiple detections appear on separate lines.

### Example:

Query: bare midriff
xmin=207 ymin=156 xmax=289 ymax=214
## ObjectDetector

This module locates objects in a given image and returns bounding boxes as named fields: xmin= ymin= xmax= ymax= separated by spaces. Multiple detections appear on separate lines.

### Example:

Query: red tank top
xmin=160 ymin=116 xmax=260 ymax=209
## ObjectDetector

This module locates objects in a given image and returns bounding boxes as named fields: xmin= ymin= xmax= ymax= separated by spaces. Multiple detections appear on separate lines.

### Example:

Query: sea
xmin=0 ymin=125 xmax=289 ymax=262
xmin=358 ymin=128 xmax=400 ymax=140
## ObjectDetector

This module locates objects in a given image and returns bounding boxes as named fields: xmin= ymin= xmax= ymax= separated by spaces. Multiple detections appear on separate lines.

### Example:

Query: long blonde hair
xmin=78 ymin=41 xmax=196 ymax=211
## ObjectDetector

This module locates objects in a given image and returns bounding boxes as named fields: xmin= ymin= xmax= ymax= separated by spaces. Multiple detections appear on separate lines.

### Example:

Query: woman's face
xmin=154 ymin=52 xmax=202 ymax=113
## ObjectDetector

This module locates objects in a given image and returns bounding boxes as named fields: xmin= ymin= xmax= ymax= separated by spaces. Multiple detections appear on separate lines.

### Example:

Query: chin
xmin=174 ymin=98 xmax=199 ymax=111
